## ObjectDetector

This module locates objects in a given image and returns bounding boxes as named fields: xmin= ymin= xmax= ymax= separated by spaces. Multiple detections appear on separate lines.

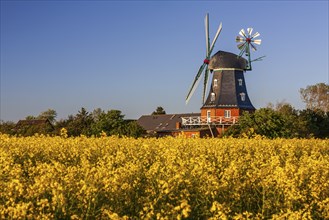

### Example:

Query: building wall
xmin=215 ymin=108 xmax=240 ymax=117
xmin=201 ymin=107 xmax=240 ymax=118
xmin=200 ymin=108 xmax=241 ymax=137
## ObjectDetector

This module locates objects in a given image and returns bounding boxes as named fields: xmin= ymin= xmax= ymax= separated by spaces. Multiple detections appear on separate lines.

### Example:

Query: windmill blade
xmin=238 ymin=43 xmax=248 ymax=57
xmin=186 ymin=63 xmax=207 ymax=104
xmin=209 ymin=22 xmax=222 ymax=55
xmin=252 ymin=39 xmax=262 ymax=45
xmin=247 ymin=28 xmax=253 ymax=37
xmin=236 ymin=36 xmax=245 ymax=43
xmin=251 ymin=32 xmax=260 ymax=39
xmin=250 ymin=43 xmax=257 ymax=51
xmin=205 ymin=13 xmax=210 ymax=56
xmin=239 ymin=29 xmax=247 ymax=38
xmin=239 ymin=43 xmax=248 ymax=57
xmin=202 ymin=67 xmax=210 ymax=103
xmin=237 ymin=42 xmax=247 ymax=50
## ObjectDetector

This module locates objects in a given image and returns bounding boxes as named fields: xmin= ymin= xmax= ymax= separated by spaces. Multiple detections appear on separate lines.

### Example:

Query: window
xmin=213 ymin=79 xmax=218 ymax=88
xmin=238 ymin=79 xmax=243 ymax=86
xmin=240 ymin=92 xmax=246 ymax=101
xmin=207 ymin=110 xmax=211 ymax=123
xmin=210 ymin=92 xmax=215 ymax=102
xmin=224 ymin=110 xmax=231 ymax=118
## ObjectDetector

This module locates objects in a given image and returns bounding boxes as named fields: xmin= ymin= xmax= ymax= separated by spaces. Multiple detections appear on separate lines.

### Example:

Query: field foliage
xmin=1 ymin=134 xmax=329 ymax=219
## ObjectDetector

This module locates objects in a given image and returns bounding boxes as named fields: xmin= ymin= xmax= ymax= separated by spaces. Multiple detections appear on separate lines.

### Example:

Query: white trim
xmin=181 ymin=116 xmax=239 ymax=126
xmin=213 ymin=68 xmax=244 ymax=71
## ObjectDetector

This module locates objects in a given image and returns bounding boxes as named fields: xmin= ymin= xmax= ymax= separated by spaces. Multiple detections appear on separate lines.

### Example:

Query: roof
xmin=137 ymin=113 xmax=200 ymax=132
xmin=16 ymin=119 xmax=54 ymax=128
xmin=208 ymin=50 xmax=247 ymax=70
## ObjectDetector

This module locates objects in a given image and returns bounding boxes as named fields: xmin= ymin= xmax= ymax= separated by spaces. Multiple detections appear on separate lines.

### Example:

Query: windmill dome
xmin=208 ymin=50 xmax=248 ymax=70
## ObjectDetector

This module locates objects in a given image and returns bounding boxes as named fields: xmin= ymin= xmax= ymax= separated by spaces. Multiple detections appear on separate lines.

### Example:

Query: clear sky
xmin=1 ymin=0 xmax=328 ymax=122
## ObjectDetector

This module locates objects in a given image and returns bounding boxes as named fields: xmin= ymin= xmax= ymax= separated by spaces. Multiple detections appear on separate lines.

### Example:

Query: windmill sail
xmin=236 ymin=27 xmax=263 ymax=70
xmin=205 ymin=13 xmax=210 ymax=56
xmin=186 ymin=63 xmax=207 ymax=104
xmin=186 ymin=14 xmax=222 ymax=104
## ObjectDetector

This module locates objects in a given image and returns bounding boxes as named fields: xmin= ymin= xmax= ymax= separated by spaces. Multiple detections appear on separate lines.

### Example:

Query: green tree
xmin=55 ymin=116 xmax=74 ymax=136
xmin=152 ymin=106 xmax=166 ymax=115
xmin=275 ymin=103 xmax=300 ymax=137
xmin=124 ymin=120 xmax=145 ymax=138
xmin=300 ymin=83 xmax=329 ymax=112
xmin=226 ymin=108 xmax=293 ymax=138
xmin=25 ymin=115 xmax=36 ymax=120
xmin=298 ymin=109 xmax=329 ymax=138
xmin=37 ymin=109 xmax=57 ymax=124
xmin=91 ymin=108 xmax=103 ymax=122
xmin=66 ymin=108 xmax=93 ymax=136
xmin=91 ymin=109 xmax=125 ymax=136
xmin=0 ymin=120 xmax=15 ymax=135
xmin=226 ymin=104 xmax=329 ymax=139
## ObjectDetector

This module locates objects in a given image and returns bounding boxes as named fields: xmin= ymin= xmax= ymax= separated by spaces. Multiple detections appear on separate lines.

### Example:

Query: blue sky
xmin=1 ymin=1 xmax=328 ymax=122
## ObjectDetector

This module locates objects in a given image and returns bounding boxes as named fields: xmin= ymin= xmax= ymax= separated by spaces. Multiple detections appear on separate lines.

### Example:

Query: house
xmin=137 ymin=113 xmax=217 ymax=138
xmin=15 ymin=119 xmax=54 ymax=135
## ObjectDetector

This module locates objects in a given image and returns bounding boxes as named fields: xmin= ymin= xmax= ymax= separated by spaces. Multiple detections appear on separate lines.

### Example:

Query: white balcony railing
xmin=181 ymin=116 xmax=238 ymax=126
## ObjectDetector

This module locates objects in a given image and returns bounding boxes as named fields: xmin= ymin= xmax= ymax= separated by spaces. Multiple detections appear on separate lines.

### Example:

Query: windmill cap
xmin=209 ymin=50 xmax=248 ymax=70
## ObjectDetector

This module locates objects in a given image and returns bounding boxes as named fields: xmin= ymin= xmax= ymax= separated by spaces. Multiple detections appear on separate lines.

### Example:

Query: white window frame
xmin=224 ymin=110 xmax=231 ymax=118
xmin=238 ymin=79 xmax=243 ymax=86
xmin=213 ymin=79 xmax=218 ymax=88
xmin=240 ymin=92 xmax=246 ymax=101
xmin=210 ymin=92 xmax=215 ymax=102
xmin=207 ymin=110 xmax=211 ymax=123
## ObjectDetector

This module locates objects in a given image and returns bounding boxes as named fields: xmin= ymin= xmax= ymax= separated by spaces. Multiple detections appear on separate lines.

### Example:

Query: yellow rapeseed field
xmin=0 ymin=133 xmax=328 ymax=219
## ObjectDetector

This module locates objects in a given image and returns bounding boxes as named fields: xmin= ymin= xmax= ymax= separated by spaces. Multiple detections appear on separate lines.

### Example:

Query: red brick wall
xmin=201 ymin=108 xmax=241 ymax=117
xmin=216 ymin=108 xmax=240 ymax=117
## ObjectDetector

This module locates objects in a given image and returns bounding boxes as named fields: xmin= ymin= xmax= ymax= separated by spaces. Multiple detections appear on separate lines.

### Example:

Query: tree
xmin=300 ymin=83 xmax=329 ymax=112
xmin=55 ymin=116 xmax=74 ymax=136
xmin=25 ymin=115 xmax=36 ymax=120
xmin=298 ymin=109 xmax=329 ymax=138
xmin=152 ymin=106 xmax=166 ymax=115
xmin=225 ymin=104 xmax=329 ymax=139
xmin=274 ymin=102 xmax=301 ymax=137
xmin=91 ymin=108 xmax=103 ymax=121
xmin=0 ymin=120 xmax=15 ymax=134
xmin=37 ymin=109 xmax=57 ymax=124
xmin=91 ymin=109 xmax=125 ymax=136
xmin=66 ymin=108 xmax=94 ymax=136
xmin=225 ymin=108 xmax=294 ymax=138
xmin=124 ymin=120 xmax=145 ymax=138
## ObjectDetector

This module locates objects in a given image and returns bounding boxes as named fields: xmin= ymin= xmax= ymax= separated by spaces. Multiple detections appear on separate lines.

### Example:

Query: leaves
xmin=300 ymin=83 xmax=329 ymax=112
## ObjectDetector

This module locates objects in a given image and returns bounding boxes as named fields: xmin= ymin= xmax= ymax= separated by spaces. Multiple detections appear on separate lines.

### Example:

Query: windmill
xmin=185 ymin=13 xmax=222 ymax=104
xmin=236 ymin=28 xmax=265 ymax=70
